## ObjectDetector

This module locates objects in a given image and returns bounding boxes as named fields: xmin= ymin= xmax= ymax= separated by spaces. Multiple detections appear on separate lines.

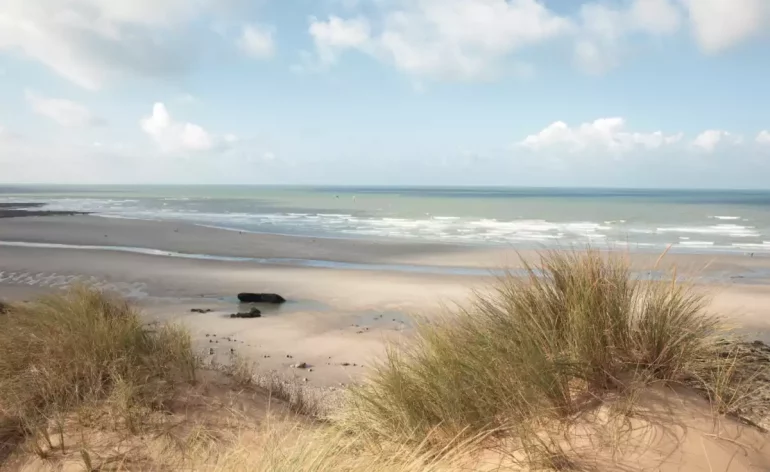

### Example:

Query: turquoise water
xmin=2 ymin=185 xmax=770 ymax=253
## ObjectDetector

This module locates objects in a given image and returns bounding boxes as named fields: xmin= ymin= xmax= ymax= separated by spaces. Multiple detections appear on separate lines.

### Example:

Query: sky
xmin=0 ymin=0 xmax=769 ymax=188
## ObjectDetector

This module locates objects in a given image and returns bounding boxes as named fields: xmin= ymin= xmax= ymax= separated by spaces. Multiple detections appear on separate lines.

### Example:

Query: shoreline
xmin=1 ymin=239 xmax=770 ymax=284
xmin=2 ymin=213 xmax=770 ymax=388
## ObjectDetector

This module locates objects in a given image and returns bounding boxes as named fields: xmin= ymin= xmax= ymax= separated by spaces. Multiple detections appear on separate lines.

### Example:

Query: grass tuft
xmin=0 ymin=286 xmax=198 ymax=451
xmin=341 ymin=249 xmax=723 ymax=448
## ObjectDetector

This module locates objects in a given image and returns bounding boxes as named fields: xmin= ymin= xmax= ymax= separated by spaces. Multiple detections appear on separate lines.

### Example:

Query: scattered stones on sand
xmin=237 ymin=293 xmax=287 ymax=304
xmin=191 ymin=308 xmax=213 ymax=313
xmin=230 ymin=307 xmax=262 ymax=318
xmin=286 ymin=354 xmax=293 ymax=359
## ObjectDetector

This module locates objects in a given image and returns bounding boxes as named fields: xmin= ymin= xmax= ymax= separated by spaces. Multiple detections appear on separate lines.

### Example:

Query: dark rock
xmin=191 ymin=308 xmax=213 ymax=314
xmin=230 ymin=307 xmax=262 ymax=319
xmin=237 ymin=293 xmax=286 ymax=304
xmin=0 ymin=300 xmax=8 ymax=314
xmin=292 ymin=362 xmax=309 ymax=369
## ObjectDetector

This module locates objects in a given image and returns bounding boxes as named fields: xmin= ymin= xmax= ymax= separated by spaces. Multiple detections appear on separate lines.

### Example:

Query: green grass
xmin=341 ymin=249 xmax=722 ymax=447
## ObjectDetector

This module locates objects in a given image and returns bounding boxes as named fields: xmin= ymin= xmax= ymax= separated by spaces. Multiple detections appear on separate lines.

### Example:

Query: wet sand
xmin=1 ymin=215 xmax=770 ymax=388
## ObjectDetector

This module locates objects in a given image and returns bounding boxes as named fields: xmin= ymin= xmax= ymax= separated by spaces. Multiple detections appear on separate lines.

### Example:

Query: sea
xmin=2 ymin=185 xmax=770 ymax=254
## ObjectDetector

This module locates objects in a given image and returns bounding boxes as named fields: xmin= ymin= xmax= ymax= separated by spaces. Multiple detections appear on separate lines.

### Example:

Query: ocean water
xmin=2 ymin=185 xmax=770 ymax=254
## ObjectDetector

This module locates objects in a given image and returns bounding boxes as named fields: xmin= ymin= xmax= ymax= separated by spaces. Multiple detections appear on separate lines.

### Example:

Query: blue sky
xmin=1 ymin=0 xmax=769 ymax=187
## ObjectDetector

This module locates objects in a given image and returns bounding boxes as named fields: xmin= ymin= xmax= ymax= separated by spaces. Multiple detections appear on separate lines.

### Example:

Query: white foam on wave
xmin=656 ymin=224 xmax=759 ymax=238
xmin=678 ymin=241 xmax=715 ymax=247
xmin=711 ymin=216 xmax=741 ymax=220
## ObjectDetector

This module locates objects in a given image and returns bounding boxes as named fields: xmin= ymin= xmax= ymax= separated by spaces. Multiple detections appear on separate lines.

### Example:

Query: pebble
xmin=208 ymin=348 xmax=214 ymax=355
xmin=303 ymin=378 xmax=309 ymax=382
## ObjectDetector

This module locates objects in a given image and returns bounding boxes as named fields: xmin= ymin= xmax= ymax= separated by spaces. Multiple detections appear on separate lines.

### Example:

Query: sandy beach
xmin=2 ymin=214 xmax=770 ymax=389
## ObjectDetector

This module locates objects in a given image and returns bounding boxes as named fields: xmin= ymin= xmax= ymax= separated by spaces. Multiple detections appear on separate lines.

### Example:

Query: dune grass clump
xmin=0 ymin=286 xmax=198 ymax=447
xmin=343 ymin=249 xmax=722 ymax=445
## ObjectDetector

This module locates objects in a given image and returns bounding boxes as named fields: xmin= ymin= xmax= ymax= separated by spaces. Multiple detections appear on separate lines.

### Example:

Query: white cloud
xmin=308 ymin=0 xmax=571 ymax=80
xmin=25 ymin=90 xmax=104 ymax=127
xmin=575 ymin=0 xmax=682 ymax=73
xmin=632 ymin=0 xmax=682 ymax=34
xmin=379 ymin=0 xmax=571 ymax=80
xmin=756 ymin=130 xmax=770 ymax=144
xmin=519 ymin=117 xmax=683 ymax=153
xmin=309 ymin=16 xmax=372 ymax=66
xmin=140 ymin=102 xmax=229 ymax=153
xmin=691 ymin=129 xmax=742 ymax=152
xmin=0 ymin=0 xmax=230 ymax=89
xmin=238 ymin=24 xmax=275 ymax=59
xmin=679 ymin=0 xmax=770 ymax=53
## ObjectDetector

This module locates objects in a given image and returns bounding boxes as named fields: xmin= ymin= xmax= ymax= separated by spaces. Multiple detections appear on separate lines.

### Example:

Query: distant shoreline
xmin=0 ymin=202 xmax=89 ymax=219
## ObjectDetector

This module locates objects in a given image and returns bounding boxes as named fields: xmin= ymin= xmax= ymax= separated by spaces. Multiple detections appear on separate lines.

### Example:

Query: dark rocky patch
xmin=229 ymin=307 xmax=262 ymax=319
xmin=0 ymin=203 xmax=89 ymax=219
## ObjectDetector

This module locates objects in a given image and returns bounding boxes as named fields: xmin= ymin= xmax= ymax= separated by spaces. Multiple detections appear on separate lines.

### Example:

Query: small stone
xmin=292 ymin=362 xmax=309 ymax=369
xmin=308 ymin=368 xmax=313 ymax=372
xmin=209 ymin=348 xmax=214 ymax=355
xmin=303 ymin=378 xmax=309 ymax=382
xmin=341 ymin=362 xmax=350 ymax=367
xmin=205 ymin=334 xmax=210 ymax=337
xmin=230 ymin=348 xmax=235 ymax=353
